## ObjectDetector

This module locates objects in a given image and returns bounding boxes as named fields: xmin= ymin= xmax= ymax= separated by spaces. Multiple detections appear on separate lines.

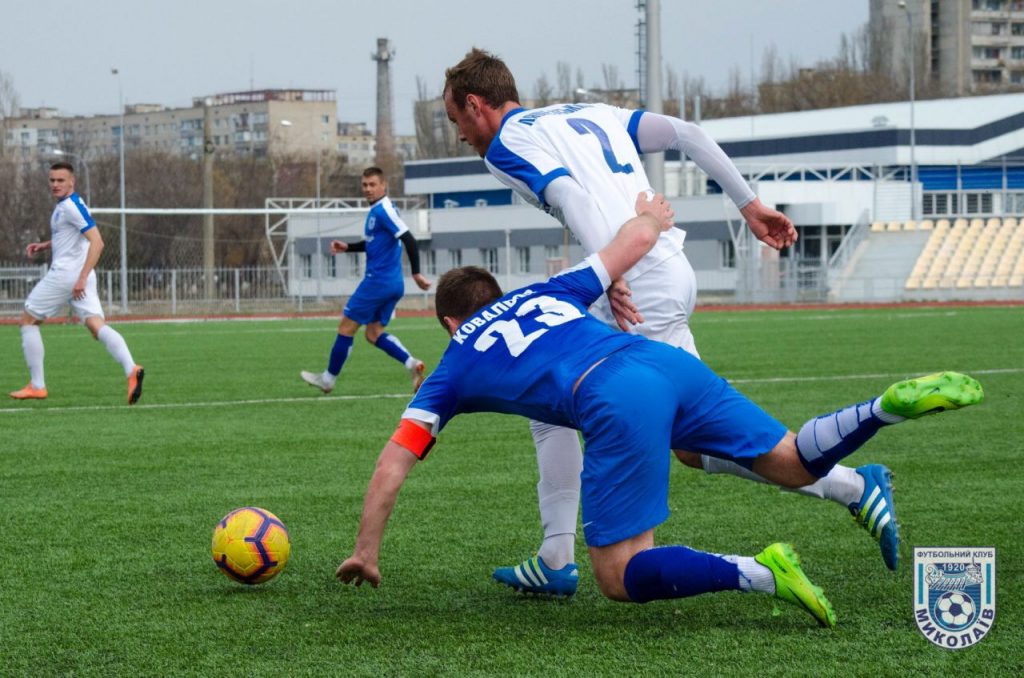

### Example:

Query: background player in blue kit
xmin=10 ymin=162 xmax=144 ymax=405
xmin=301 ymin=167 xmax=432 ymax=394
xmin=335 ymin=192 xmax=983 ymax=628
xmin=443 ymin=49 xmax=899 ymax=590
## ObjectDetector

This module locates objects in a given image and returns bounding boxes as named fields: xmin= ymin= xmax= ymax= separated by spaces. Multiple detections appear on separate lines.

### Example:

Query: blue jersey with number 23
xmin=404 ymin=255 xmax=644 ymax=435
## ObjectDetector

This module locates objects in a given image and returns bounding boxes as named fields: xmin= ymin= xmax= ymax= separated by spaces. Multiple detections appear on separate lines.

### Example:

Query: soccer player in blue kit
xmin=301 ymin=167 xmax=432 ymax=394
xmin=336 ymin=192 xmax=983 ymax=628
xmin=442 ymin=49 xmax=905 ymax=592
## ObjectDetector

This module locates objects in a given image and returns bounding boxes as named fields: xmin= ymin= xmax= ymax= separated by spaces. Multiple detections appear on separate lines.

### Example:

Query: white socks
xmin=700 ymin=456 xmax=865 ymax=507
xmin=531 ymin=420 xmax=582 ymax=570
xmin=97 ymin=325 xmax=136 ymax=376
xmin=723 ymin=555 xmax=775 ymax=593
xmin=20 ymin=325 xmax=45 ymax=388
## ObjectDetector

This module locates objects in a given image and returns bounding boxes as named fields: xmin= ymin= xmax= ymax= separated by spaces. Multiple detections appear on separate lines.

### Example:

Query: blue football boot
xmin=492 ymin=556 xmax=579 ymax=597
xmin=850 ymin=464 xmax=900 ymax=571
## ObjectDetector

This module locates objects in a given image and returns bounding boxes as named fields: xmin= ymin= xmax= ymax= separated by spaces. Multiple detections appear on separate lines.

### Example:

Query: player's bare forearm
xmin=598 ymin=193 xmax=674 ymax=283
xmin=26 ymin=241 xmax=52 ymax=257
xmin=338 ymin=440 xmax=419 ymax=586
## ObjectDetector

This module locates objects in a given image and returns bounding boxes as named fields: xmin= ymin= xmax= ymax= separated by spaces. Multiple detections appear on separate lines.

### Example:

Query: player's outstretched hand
xmin=740 ymin=198 xmax=797 ymax=250
xmin=608 ymin=278 xmax=643 ymax=331
xmin=635 ymin=191 xmax=675 ymax=231
xmin=413 ymin=273 xmax=432 ymax=291
xmin=337 ymin=555 xmax=381 ymax=588
xmin=330 ymin=239 xmax=348 ymax=254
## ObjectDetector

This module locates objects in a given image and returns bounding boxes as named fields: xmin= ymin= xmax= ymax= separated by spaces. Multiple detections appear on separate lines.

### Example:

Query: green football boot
xmin=880 ymin=371 xmax=984 ymax=419
xmin=755 ymin=543 xmax=837 ymax=629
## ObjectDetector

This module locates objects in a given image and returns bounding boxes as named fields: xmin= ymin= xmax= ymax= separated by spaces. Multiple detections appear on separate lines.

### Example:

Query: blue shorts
xmin=572 ymin=341 xmax=787 ymax=547
xmin=343 ymin=275 xmax=404 ymax=326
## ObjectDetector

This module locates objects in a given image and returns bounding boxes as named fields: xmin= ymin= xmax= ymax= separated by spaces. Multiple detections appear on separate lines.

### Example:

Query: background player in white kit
xmin=9 ymin=162 xmax=144 ymax=405
xmin=442 ymin=49 xmax=900 ymax=595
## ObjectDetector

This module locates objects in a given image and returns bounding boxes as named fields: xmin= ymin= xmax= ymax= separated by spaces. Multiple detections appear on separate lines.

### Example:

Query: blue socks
xmin=795 ymin=398 xmax=886 ymax=478
xmin=623 ymin=546 xmax=741 ymax=603
xmin=374 ymin=332 xmax=411 ymax=365
xmin=327 ymin=334 xmax=354 ymax=376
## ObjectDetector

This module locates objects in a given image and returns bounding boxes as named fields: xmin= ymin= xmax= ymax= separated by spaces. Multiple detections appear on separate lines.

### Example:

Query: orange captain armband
xmin=390 ymin=419 xmax=436 ymax=460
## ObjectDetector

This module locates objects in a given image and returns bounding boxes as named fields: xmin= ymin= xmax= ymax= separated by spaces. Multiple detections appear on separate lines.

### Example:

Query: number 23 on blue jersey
xmin=472 ymin=296 xmax=584 ymax=357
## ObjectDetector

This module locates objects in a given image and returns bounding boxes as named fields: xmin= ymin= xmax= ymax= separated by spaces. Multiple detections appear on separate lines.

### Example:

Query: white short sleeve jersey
xmin=485 ymin=103 xmax=685 ymax=280
xmin=49 ymin=192 xmax=96 ymax=272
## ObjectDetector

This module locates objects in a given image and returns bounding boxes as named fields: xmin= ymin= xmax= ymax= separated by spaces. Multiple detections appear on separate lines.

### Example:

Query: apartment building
xmin=872 ymin=0 xmax=1024 ymax=95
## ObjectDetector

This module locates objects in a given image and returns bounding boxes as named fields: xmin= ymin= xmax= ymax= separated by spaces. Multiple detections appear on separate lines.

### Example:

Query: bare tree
xmin=556 ymin=62 xmax=573 ymax=100
xmin=534 ymin=73 xmax=554 ymax=107
xmin=0 ymin=70 xmax=21 ymax=157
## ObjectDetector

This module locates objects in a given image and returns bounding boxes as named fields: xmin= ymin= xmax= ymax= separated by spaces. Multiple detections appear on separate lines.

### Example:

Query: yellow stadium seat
xmin=870 ymin=221 xmax=885 ymax=232
xmin=903 ymin=220 xmax=917 ymax=231
xmin=918 ymin=219 xmax=934 ymax=230
xmin=886 ymin=221 xmax=902 ymax=232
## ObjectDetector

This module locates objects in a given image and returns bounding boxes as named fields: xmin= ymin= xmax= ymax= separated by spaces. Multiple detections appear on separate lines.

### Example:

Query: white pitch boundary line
xmin=1 ymin=367 xmax=1019 ymax=416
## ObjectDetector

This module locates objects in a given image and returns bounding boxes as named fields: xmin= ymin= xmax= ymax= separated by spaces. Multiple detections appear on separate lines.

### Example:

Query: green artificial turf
xmin=1 ymin=305 xmax=1021 ymax=676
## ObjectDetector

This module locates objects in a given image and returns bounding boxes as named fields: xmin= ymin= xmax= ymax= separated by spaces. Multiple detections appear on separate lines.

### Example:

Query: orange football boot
xmin=9 ymin=384 xmax=48 ymax=400
xmin=128 ymin=365 xmax=145 ymax=405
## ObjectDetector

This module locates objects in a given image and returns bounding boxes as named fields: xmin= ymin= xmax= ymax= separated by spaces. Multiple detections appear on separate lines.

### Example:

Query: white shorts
xmin=24 ymin=267 xmax=104 ymax=321
xmin=589 ymin=250 xmax=699 ymax=358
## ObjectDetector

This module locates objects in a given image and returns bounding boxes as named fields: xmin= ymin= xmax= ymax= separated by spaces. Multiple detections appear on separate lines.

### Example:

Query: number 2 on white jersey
xmin=566 ymin=118 xmax=634 ymax=175
xmin=472 ymin=296 xmax=584 ymax=357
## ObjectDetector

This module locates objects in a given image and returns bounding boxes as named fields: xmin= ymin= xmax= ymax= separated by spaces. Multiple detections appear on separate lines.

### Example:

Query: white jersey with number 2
xmin=485 ymin=103 xmax=685 ymax=282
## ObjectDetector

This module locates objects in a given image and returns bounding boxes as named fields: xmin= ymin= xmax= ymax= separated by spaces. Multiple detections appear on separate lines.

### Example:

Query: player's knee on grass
xmin=589 ymin=531 xmax=655 ymax=603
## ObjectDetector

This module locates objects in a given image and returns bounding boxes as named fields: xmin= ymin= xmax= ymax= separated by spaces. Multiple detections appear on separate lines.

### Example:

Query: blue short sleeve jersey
xmin=50 ymin=192 xmax=96 ymax=272
xmin=363 ymin=195 xmax=409 ymax=280
xmin=403 ymin=254 xmax=643 ymax=434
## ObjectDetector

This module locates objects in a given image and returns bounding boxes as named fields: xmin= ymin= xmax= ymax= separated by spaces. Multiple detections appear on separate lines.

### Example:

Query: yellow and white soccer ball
xmin=211 ymin=507 xmax=291 ymax=585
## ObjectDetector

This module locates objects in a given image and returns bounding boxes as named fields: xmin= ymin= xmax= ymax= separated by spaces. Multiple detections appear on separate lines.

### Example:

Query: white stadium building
xmin=289 ymin=92 xmax=1024 ymax=305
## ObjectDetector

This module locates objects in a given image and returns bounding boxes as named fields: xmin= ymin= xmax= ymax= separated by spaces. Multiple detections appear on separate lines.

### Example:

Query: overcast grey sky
xmin=3 ymin=0 xmax=868 ymax=135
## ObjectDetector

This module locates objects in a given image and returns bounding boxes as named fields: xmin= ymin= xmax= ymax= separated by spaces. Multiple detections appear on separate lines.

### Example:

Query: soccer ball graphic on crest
xmin=211 ymin=507 xmax=291 ymax=585
xmin=934 ymin=591 xmax=976 ymax=630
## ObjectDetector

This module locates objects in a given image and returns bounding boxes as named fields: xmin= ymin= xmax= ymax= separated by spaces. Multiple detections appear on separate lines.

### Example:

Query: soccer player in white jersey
xmin=442 ymin=48 xmax=899 ymax=595
xmin=10 ymin=162 xmax=144 ymax=404
xmin=336 ymin=191 xmax=983 ymax=628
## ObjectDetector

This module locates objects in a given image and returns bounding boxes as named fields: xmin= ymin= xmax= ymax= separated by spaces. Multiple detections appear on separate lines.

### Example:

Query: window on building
xmin=515 ymin=246 xmax=531 ymax=274
xmin=963 ymin=193 xmax=995 ymax=214
xmin=424 ymin=250 xmax=437 ymax=276
xmin=826 ymin=225 xmax=849 ymax=259
xmin=973 ymin=69 xmax=1003 ymax=83
xmin=299 ymin=254 xmax=313 ymax=278
xmin=449 ymin=249 xmax=462 ymax=267
xmin=1013 ymin=22 xmax=1024 ymax=35
xmin=1012 ymin=47 xmax=1024 ymax=60
xmin=974 ymin=46 xmax=1002 ymax=59
xmin=324 ymin=253 xmax=337 ymax=278
xmin=480 ymin=248 xmax=499 ymax=273
xmin=321 ymin=114 xmax=330 ymax=125
xmin=719 ymin=239 xmax=736 ymax=268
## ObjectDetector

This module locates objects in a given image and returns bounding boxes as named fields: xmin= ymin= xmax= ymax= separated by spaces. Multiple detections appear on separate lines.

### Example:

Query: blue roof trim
xmin=719 ymin=109 xmax=1024 ymax=158
xmin=406 ymin=158 xmax=489 ymax=179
